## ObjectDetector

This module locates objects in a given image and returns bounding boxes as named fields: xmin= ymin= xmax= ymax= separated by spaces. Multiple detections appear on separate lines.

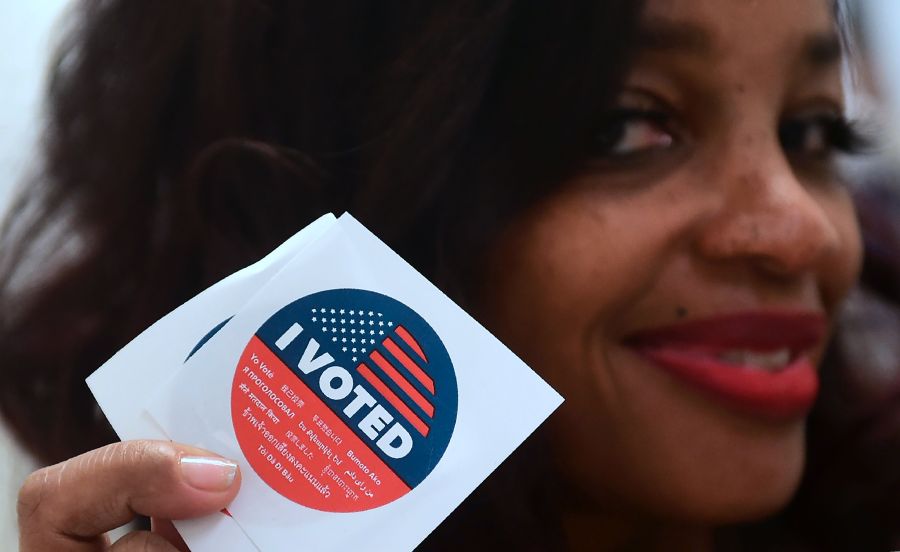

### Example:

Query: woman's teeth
xmin=716 ymin=348 xmax=792 ymax=370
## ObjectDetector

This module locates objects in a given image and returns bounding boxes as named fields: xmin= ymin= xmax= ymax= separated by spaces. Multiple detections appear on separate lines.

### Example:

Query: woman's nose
xmin=694 ymin=142 xmax=842 ymax=279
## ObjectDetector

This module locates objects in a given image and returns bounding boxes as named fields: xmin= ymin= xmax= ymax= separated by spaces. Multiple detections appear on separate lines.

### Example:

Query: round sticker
xmin=231 ymin=289 xmax=457 ymax=512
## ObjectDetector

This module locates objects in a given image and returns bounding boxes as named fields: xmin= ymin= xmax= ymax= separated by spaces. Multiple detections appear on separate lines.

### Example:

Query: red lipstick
xmin=625 ymin=311 xmax=827 ymax=420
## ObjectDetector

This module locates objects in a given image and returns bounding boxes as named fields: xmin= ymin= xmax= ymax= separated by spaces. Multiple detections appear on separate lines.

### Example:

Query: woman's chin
xmin=644 ymin=430 xmax=807 ymax=526
xmin=553 ymin=427 xmax=807 ymax=530
xmin=552 ymin=375 xmax=810 ymax=528
xmin=578 ymin=343 xmax=813 ymax=526
xmin=684 ymin=465 xmax=803 ymax=525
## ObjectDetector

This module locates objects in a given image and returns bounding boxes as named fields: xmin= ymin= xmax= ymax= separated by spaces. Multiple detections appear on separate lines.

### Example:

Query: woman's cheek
xmin=824 ymin=192 xmax=863 ymax=310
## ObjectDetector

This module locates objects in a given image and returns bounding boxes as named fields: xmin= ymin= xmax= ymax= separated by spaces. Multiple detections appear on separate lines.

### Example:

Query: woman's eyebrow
xmin=804 ymin=31 xmax=841 ymax=67
xmin=636 ymin=18 xmax=841 ymax=69
xmin=635 ymin=18 xmax=714 ymax=58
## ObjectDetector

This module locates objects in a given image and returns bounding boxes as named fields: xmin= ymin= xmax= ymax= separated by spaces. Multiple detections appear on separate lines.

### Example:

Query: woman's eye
xmin=593 ymin=110 xmax=675 ymax=158
xmin=779 ymin=114 xmax=866 ymax=158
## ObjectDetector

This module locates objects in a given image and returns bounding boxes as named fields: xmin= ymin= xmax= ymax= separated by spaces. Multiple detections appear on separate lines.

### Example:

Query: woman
xmin=2 ymin=0 xmax=893 ymax=549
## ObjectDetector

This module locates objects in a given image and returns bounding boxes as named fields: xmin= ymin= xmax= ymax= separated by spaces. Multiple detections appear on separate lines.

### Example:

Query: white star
xmin=322 ymin=326 xmax=327 ymax=332
xmin=332 ymin=328 xmax=337 ymax=333
xmin=388 ymin=322 xmax=394 ymax=327
xmin=351 ymin=338 xmax=356 ymax=343
xmin=369 ymin=320 xmax=374 ymax=326
xmin=312 ymin=316 xmax=317 ymax=322
xmin=311 ymin=308 xmax=317 ymax=313
xmin=330 ymin=309 xmax=336 ymax=314
xmin=378 ymin=313 xmax=383 ymax=317
xmin=350 ymin=310 xmax=355 ymax=315
xmin=332 ymin=337 xmax=337 ymax=342
xmin=368 ymin=311 xmax=374 ymax=316
xmin=370 ymin=339 xmax=375 ymax=344
xmin=351 ymin=329 xmax=356 ymax=334
xmin=369 ymin=330 xmax=375 ymax=335
xmin=340 ymin=309 xmax=345 ymax=314
xmin=340 ymin=319 xmax=345 ymax=324
xmin=352 ymin=356 xmax=357 ymax=362
xmin=320 ymin=307 xmax=326 ymax=313
xmin=350 ymin=320 xmax=355 ymax=325
xmin=342 ymin=347 xmax=347 ymax=352
xmin=342 ymin=337 xmax=347 ymax=343
xmin=352 ymin=347 xmax=357 ymax=353
xmin=341 ymin=328 xmax=346 ymax=333
xmin=378 ymin=330 xmax=384 ymax=335
xmin=378 ymin=321 xmax=384 ymax=326
xmin=361 ymin=348 xmax=367 ymax=353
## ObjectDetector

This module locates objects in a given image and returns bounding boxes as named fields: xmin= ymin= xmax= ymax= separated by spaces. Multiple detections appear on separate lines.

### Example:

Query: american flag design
xmin=311 ymin=306 xmax=437 ymax=437
xmin=236 ymin=288 xmax=457 ymax=510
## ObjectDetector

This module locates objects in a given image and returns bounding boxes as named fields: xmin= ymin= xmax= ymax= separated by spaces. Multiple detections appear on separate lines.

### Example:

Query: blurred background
xmin=862 ymin=0 xmax=900 ymax=157
xmin=0 ymin=0 xmax=70 ymax=217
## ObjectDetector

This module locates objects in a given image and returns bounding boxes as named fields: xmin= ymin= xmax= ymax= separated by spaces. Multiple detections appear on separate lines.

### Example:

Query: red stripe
xmin=395 ymin=325 xmax=427 ymax=363
xmin=357 ymin=364 xmax=430 ymax=437
xmin=370 ymin=351 xmax=435 ymax=418
xmin=383 ymin=338 xmax=435 ymax=394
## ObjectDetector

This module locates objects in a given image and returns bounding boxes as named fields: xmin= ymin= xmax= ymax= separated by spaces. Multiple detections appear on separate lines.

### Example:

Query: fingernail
xmin=179 ymin=456 xmax=238 ymax=492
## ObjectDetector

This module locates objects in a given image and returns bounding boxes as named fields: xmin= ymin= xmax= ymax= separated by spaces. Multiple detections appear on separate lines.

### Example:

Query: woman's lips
xmin=624 ymin=311 xmax=828 ymax=420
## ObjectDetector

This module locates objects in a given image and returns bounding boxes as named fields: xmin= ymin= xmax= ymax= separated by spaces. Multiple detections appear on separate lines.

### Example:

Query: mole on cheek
xmin=676 ymin=306 xmax=688 ymax=318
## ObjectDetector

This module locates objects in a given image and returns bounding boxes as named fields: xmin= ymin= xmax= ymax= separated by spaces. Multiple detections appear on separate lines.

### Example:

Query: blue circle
xmin=255 ymin=289 xmax=458 ymax=489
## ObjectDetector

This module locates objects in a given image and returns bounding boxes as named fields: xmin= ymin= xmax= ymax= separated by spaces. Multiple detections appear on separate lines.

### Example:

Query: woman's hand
xmin=17 ymin=440 xmax=241 ymax=551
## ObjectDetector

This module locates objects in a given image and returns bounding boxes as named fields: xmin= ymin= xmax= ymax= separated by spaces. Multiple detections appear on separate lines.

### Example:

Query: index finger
xmin=17 ymin=440 xmax=241 ymax=551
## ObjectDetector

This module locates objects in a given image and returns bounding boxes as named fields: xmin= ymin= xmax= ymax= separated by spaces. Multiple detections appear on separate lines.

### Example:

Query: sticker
xmin=231 ymin=289 xmax=457 ymax=512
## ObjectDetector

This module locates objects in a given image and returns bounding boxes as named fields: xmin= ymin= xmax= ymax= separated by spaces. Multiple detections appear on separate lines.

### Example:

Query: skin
xmin=17 ymin=441 xmax=240 ymax=551
xmin=17 ymin=1 xmax=862 ymax=550
xmin=477 ymin=0 xmax=862 ymax=549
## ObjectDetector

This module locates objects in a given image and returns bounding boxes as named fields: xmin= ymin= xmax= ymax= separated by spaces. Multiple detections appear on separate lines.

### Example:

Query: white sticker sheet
xmin=89 ymin=213 xmax=562 ymax=551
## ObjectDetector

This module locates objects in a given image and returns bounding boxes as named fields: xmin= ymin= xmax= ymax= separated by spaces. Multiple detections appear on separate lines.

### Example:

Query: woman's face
xmin=479 ymin=0 xmax=862 ymax=523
